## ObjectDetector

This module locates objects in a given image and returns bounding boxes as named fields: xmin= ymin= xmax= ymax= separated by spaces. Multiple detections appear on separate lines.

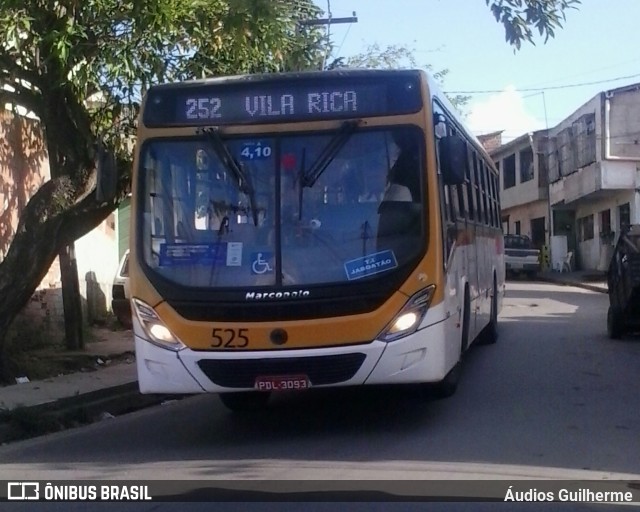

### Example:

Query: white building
xmin=489 ymin=82 xmax=640 ymax=272
xmin=547 ymin=83 xmax=640 ymax=271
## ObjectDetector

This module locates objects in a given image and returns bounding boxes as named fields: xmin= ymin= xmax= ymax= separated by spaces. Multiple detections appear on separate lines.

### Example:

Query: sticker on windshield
xmin=251 ymin=252 xmax=274 ymax=275
xmin=239 ymin=141 xmax=273 ymax=160
xmin=344 ymin=250 xmax=398 ymax=280
xmin=159 ymin=243 xmax=227 ymax=266
xmin=226 ymin=242 xmax=243 ymax=266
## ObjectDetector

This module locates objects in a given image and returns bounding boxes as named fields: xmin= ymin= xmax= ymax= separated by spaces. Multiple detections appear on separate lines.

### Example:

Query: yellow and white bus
xmin=127 ymin=69 xmax=504 ymax=411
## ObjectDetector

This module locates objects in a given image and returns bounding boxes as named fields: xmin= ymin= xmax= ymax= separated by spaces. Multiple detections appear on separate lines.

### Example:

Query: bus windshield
xmin=138 ymin=126 xmax=425 ymax=289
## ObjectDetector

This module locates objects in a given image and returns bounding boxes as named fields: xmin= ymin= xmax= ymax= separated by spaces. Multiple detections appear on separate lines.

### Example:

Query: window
xmin=599 ymin=209 xmax=611 ymax=236
xmin=619 ymin=203 xmax=631 ymax=234
xmin=503 ymin=154 xmax=516 ymax=189
xmin=474 ymin=158 xmax=483 ymax=222
xmin=139 ymin=129 xmax=425 ymax=289
xmin=577 ymin=214 xmax=594 ymax=241
xmin=466 ymin=154 xmax=476 ymax=220
xmin=492 ymin=175 xmax=501 ymax=227
xmin=481 ymin=164 xmax=490 ymax=225
xmin=446 ymin=185 xmax=457 ymax=222
xmin=519 ymin=147 xmax=534 ymax=183
xmin=515 ymin=221 xmax=521 ymax=235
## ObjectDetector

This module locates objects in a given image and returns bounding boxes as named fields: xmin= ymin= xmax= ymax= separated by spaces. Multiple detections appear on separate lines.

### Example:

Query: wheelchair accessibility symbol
xmin=251 ymin=252 xmax=273 ymax=274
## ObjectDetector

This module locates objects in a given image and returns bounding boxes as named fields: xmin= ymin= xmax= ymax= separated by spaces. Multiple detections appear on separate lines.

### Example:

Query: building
xmin=546 ymin=83 xmax=640 ymax=271
xmin=490 ymin=82 xmax=640 ymax=272
xmin=491 ymin=130 xmax=550 ymax=251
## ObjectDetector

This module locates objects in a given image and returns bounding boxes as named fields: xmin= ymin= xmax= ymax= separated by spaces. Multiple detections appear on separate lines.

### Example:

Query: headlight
xmin=132 ymin=298 xmax=186 ymax=351
xmin=379 ymin=285 xmax=436 ymax=342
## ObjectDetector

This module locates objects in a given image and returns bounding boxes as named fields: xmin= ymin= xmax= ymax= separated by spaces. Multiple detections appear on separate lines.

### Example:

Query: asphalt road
xmin=1 ymin=281 xmax=639 ymax=510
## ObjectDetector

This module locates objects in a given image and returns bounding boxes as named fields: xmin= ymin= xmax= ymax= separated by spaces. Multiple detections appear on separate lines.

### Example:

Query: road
xmin=1 ymin=281 xmax=639 ymax=508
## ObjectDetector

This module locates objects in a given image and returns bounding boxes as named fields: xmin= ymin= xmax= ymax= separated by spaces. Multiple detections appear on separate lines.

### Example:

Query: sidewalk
xmin=0 ymin=328 xmax=160 ymax=443
xmin=537 ymin=269 xmax=608 ymax=294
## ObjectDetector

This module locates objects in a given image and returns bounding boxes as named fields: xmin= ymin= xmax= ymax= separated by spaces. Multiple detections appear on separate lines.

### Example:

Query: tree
xmin=0 ymin=0 xmax=579 ymax=381
xmin=0 ymin=0 xmax=324 ymax=382
xmin=486 ymin=0 xmax=581 ymax=50
xmin=328 ymin=43 xmax=471 ymax=112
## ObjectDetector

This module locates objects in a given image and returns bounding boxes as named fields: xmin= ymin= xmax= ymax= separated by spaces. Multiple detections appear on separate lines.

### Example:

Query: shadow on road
xmin=1 ymin=282 xmax=639 ymax=478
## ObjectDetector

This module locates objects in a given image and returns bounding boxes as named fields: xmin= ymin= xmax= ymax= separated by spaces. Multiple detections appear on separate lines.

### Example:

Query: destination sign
xmin=143 ymin=73 xmax=422 ymax=126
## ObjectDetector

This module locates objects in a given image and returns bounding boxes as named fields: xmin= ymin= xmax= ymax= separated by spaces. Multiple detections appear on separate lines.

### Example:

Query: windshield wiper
xmin=299 ymin=120 xmax=359 ymax=188
xmin=198 ymin=126 xmax=258 ymax=226
xmin=296 ymin=120 xmax=358 ymax=220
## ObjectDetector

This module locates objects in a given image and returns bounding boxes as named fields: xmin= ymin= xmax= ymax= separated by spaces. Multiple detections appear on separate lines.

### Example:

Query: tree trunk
xmin=0 ymin=173 xmax=118 ymax=383
xmin=59 ymin=243 xmax=84 ymax=350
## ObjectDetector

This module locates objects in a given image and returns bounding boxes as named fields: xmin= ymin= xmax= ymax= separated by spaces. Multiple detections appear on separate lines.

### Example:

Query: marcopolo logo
xmin=8 ymin=482 xmax=40 ymax=500
xmin=245 ymin=289 xmax=310 ymax=301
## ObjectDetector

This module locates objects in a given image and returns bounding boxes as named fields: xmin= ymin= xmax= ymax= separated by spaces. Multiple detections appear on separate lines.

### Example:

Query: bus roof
xmin=146 ymin=68 xmax=425 ymax=92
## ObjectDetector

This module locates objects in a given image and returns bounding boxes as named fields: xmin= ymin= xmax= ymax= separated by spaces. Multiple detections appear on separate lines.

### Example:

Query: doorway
xmin=530 ymin=217 xmax=546 ymax=249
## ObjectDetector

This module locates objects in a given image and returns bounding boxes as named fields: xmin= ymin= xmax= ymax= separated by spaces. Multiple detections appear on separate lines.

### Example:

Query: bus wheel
xmin=607 ymin=305 xmax=625 ymax=340
xmin=430 ymin=290 xmax=468 ymax=399
xmin=431 ymin=361 xmax=461 ymax=399
xmin=219 ymin=391 xmax=271 ymax=412
xmin=479 ymin=275 xmax=499 ymax=345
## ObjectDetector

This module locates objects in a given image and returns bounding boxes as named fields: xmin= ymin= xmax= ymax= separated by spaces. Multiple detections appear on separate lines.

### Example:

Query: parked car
xmin=111 ymin=250 xmax=131 ymax=327
xmin=504 ymin=234 xmax=540 ymax=279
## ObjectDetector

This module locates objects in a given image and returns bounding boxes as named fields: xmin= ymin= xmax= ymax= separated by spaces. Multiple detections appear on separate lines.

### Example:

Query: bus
xmin=125 ymin=69 xmax=504 ymax=411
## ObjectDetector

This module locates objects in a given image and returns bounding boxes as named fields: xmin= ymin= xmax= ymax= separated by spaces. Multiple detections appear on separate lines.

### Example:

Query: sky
xmin=316 ymin=0 xmax=640 ymax=141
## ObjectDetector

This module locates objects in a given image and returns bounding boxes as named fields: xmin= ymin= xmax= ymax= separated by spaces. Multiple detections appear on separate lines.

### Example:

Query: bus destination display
xmin=143 ymin=75 xmax=422 ymax=126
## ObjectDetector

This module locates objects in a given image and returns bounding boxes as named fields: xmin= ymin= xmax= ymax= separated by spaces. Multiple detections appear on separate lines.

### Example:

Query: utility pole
xmin=299 ymin=13 xmax=358 ymax=26
xmin=298 ymin=1 xmax=357 ymax=70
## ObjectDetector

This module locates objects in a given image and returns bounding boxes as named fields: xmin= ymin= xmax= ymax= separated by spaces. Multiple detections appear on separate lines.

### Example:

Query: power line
xmin=445 ymin=73 xmax=640 ymax=95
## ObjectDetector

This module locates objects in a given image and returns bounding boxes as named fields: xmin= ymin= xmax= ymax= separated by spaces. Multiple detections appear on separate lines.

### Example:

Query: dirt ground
xmin=6 ymin=325 xmax=134 ymax=384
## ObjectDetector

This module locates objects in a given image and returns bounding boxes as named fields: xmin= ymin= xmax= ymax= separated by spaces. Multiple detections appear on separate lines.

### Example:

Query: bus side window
xmin=473 ymin=155 xmax=483 ymax=225
xmin=466 ymin=154 xmax=476 ymax=221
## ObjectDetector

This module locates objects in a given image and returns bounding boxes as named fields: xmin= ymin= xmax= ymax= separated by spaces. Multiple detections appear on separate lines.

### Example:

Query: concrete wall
xmin=502 ymin=200 xmax=548 ymax=240
xmin=573 ymin=190 xmax=637 ymax=270
xmin=607 ymin=85 xmax=640 ymax=160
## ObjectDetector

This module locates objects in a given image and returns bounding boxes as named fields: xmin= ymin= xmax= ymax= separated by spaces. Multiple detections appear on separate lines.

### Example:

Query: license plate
xmin=254 ymin=375 xmax=310 ymax=392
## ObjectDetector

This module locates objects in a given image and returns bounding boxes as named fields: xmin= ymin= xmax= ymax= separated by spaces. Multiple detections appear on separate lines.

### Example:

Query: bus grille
xmin=197 ymin=353 xmax=367 ymax=388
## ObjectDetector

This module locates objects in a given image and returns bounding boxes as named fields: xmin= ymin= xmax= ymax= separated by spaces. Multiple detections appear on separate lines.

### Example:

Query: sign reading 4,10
xmin=240 ymin=142 xmax=273 ymax=160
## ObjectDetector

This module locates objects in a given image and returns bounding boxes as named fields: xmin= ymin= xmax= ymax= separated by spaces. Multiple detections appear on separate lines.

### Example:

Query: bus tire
xmin=431 ymin=361 xmax=461 ymax=399
xmin=479 ymin=274 xmax=499 ymax=345
xmin=607 ymin=305 xmax=625 ymax=340
xmin=430 ymin=287 xmax=469 ymax=399
xmin=219 ymin=391 xmax=271 ymax=412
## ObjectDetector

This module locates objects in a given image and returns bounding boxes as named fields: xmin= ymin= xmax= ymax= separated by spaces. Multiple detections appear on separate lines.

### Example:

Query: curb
xmin=0 ymin=382 xmax=177 ymax=444
xmin=537 ymin=275 xmax=607 ymax=294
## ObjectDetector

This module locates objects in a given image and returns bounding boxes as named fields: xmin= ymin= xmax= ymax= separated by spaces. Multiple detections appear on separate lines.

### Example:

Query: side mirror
xmin=439 ymin=135 xmax=467 ymax=186
xmin=96 ymin=143 xmax=118 ymax=202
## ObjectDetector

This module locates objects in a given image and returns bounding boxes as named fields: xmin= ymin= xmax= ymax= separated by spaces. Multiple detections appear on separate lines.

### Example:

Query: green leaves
xmin=0 ymin=0 xmax=325 ymax=175
xmin=485 ymin=0 xmax=581 ymax=49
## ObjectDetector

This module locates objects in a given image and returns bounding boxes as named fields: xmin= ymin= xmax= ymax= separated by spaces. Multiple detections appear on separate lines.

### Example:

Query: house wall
xmin=0 ymin=109 xmax=119 ymax=345
xmin=502 ymin=200 xmax=548 ymax=240
xmin=573 ymin=190 xmax=637 ymax=271
xmin=606 ymin=85 xmax=640 ymax=160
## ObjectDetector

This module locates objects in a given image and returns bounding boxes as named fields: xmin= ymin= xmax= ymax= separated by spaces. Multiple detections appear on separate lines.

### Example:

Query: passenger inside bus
xmin=377 ymin=128 xmax=422 ymax=263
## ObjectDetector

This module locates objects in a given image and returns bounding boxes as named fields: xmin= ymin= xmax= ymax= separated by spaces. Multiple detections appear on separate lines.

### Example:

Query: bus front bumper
xmin=134 ymin=304 xmax=457 ymax=394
